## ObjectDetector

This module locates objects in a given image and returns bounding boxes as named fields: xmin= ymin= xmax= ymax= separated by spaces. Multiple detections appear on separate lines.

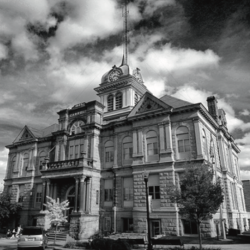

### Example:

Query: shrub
xmin=91 ymin=238 xmax=131 ymax=250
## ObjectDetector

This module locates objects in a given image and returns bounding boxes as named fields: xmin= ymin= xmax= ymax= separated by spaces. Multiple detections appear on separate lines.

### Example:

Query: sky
xmin=0 ymin=0 xmax=250 ymax=190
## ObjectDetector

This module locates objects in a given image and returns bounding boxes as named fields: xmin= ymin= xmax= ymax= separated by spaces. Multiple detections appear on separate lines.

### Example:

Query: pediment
xmin=13 ymin=126 xmax=37 ymax=143
xmin=128 ymin=92 xmax=173 ymax=118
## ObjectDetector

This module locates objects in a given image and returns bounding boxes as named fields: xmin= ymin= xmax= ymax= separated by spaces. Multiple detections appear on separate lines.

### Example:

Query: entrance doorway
xmin=150 ymin=220 xmax=161 ymax=237
xmin=66 ymin=186 xmax=80 ymax=220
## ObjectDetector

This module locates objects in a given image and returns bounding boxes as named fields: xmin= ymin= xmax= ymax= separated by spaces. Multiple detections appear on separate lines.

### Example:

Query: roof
xmin=160 ymin=94 xmax=193 ymax=109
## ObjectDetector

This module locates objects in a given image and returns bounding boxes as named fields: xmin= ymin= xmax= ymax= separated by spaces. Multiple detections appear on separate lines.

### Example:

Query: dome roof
xmin=101 ymin=64 xmax=130 ymax=84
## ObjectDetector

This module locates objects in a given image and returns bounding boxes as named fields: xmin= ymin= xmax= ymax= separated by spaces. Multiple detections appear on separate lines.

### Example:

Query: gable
xmin=13 ymin=126 xmax=38 ymax=143
xmin=128 ymin=92 xmax=172 ymax=118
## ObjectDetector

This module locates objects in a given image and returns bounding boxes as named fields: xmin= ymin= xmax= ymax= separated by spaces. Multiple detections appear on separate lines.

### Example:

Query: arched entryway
xmin=66 ymin=186 xmax=80 ymax=220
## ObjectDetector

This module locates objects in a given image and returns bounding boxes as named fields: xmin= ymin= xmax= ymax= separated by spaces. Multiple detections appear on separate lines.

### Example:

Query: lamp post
xmin=143 ymin=170 xmax=153 ymax=250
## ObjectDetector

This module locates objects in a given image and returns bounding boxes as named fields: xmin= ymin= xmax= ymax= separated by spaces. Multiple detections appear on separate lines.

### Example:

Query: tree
xmin=0 ymin=192 xmax=22 ymax=225
xmin=41 ymin=196 xmax=69 ymax=245
xmin=168 ymin=163 xmax=224 ymax=250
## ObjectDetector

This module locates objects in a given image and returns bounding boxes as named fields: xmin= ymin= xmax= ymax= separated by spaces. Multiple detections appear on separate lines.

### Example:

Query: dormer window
xmin=70 ymin=120 xmax=84 ymax=135
xmin=116 ymin=92 xmax=122 ymax=109
xmin=108 ymin=94 xmax=114 ymax=111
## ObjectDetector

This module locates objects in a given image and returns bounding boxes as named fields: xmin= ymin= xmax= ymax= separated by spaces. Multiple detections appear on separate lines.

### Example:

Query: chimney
xmin=206 ymin=96 xmax=219 ymax=123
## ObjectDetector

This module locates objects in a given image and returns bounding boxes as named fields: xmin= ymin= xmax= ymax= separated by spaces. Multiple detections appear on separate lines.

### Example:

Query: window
xmin=39 ymin=151 xmax=46 ymax=170
xmin=182 ymin=219 xmax=198 ymax=234
xmin=107 ymin=94 xmax=114 ymax=111
xmin=149 ymin=186 xmax=160 ymax=199
xmin=176 ymin=126 xmax=190 ymax=159
xmin=104 ymin=141 xmax=114 ymax=168
xmin=70 ymin=120 xmax=84 ymax=135
xmin=12 ymin=156 xmax=16 ymax=171
xmin=151 ymin=220 xmax=161 ymax=237
xmin=123 ymin=218 xmax=133 ymax=232
xmin=123 ymin=177 xmax=133 ymax=207
xmin=148 ymin=175 xmax=160 ymax=208
xmin=116 ymin=92 xmax=122 ymax=109
xmin=202 ymin=129 xmax=208 ymax=159
xmin=22 ymin=153 xmax=29 ymax=176
xmin=123 ymin=136 xmax=133 ymax=165
xmin=18 ymin=185 xmax=25 ymax=203
xmin=146 ymin=130 xmax=159 ymax=162
xmin=35 ymin=184 xmax=42 ymax=205
xmin=104 ymin=179 xmax=113 ymax=206
xmin=96 ymin=190 xmax=99 ymax=205
xmin=68 ymin=139 xmax=84 ymax=160
xmin=104 ymin=189 xmax=113 ymax=201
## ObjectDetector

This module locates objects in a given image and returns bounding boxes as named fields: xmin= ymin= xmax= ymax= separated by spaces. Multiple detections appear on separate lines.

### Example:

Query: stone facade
xmin=3 ymin=59 xmax=249 ymax=240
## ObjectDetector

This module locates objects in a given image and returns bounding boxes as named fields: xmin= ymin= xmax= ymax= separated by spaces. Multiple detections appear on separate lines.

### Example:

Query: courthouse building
xmin=3 ymin=58 xmax=248 ymax=239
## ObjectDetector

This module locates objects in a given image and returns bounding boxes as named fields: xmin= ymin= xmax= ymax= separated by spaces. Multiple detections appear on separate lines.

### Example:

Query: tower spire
xmin=122 ymin=0 xmax=129 ymax=65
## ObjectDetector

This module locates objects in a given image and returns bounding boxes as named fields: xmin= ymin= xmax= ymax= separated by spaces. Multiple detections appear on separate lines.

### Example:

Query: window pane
xmin=178 ymin=140 xmax=184 ymax=152
xmin=184 ymin=139 xmax=190 ymax=152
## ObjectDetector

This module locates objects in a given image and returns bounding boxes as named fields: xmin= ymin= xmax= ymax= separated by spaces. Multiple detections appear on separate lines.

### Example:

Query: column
xmin=85 ymin=178 xmax=91 ymax=213
xmin=53 ymin=183 xmax=57 ymax=200
xmin=165 ymin=121 xmax=172 ymax=151
xmin=41 ymin=182 xmax=46 ymax=210
xmin=79 ymin=176 xmax=86 ymax=213
xmin=113 ymin=95 xmax=116 ymax=110
xmin=138 ymin=129 xmax=143 ymax=155
xmin=113 ymin=135 xmax=118 ymax=167
xmin=159 ymin=123 xmax=165 ymax=152
xmin=46 ymin=181 xmax=50 ymax=202
xmin=74 ymin=178 xmax=79 ymax=212
xmin=133 ymin=130 xmax=138 ymax=155
xmin=122 ymin=91 xmax=126 ymax=107
xmin=193 ymin=119 xmax=203 ymax=159
xmin=55 ymin=143 xmax=60 ymax=161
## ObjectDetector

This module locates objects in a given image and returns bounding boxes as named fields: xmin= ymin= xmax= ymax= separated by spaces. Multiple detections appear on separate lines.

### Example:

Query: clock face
xmin=108 ymin=68 xmax=122 ymax=82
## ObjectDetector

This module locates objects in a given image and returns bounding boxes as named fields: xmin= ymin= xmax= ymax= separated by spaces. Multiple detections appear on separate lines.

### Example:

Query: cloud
xmin=241 ymin=170 xmax=250 ymax=181
xmin=240 ymin=109 xmax=250 ymax=116
xmin=0 ymin=44 xmax=8 ymax=60
xmin=142 ymin=0 xmax=176 ymax=16
xmin=48 ymin=0 xmax=124 ymax=54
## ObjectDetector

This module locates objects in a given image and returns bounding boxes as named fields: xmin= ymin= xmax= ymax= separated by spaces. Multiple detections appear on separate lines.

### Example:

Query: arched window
xmin=123 ymin=136 xmax=133 ymax=164
xmin=202 ymin=129 xmax=208 ymax=159
xmin=39 ymin=151 xmax=47 ymax=170
xmin=146 ymin=130 xmax=159 ymax=162
xmin=22 ymin=153 xmax=29 ymax=176
xmin=135 ymin=94 xmax=139 ymax=105
xmin=70 ymin=120 xmax=84 ymax=135
xmin=116 ymin=92 xmax=122 ymax=109
xmin=105 ymin=141 xmax=114 ymax=168
xmin=107 ymin=94 xmax=114 ymax=111
xmin=176 ymin=126 xmax=190 ymax=159
xmin=12 ymin=156 xmax=16 ymax=171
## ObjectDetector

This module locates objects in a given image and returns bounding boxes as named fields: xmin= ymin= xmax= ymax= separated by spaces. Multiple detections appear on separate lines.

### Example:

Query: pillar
xmin=193 ymin=119 xmax=203 ymax=159
xmin=41 ymin=182 xmax=46 ymax=211
xmin=79 ymin=176 xmax=86 ymax=213
xmin=113 ymin=135 xmax=118 ymax=167
xmin=85 ymin=178 xmax=91 ymax=213
xmin=74 ymin=178 xmax=79 ymax=212
xmin=133 ymin=130 xmax=138 ymax=155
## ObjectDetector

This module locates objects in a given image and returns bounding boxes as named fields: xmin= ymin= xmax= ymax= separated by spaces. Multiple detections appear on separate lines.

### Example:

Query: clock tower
xmin=94 ymin=1 xmax=148 ymax=123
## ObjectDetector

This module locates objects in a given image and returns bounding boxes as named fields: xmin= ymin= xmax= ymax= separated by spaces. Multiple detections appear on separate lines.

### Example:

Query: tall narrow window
xmin=39 ymin=151 xmax=46 ymax=170
xmin=104 ymin=179 xmax=113 ymax=207
xmin=148 ymin=175 xmax=160 ymax=208
xmin=12 ymin=156 xmax=16 ymax=171
xmin=22 ymin=153 xmax=29 ymax=176
xmin=176 ymin=126 xmax=190 ymax=160
xmin=146 ymin=131 xmax=159 ymax=162
xmin=35 ymin=184 xmax=42 ymax=206
xmin=116 ymin=92 xmax=122 ymax=109
xmin=18 ymin=185 xmax=25 ymax=203
xmin=108 ymin=94 xmax=114 ymax=111
xmin=123 ymin=177 xmax=133 ymax=207
xmin=68 ymin=139 xmax=84 ymax=160
xmin=202 ymin=129 xmax=208 ymax=159
xmin=123 ymin=136 xmax=133 ymax=165
xmin=104 ymin=141 xmax=114 ymax=168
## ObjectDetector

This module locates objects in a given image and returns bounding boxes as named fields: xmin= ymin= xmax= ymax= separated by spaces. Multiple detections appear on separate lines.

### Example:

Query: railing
xmin=47 ymin=159 xmax=81 ymax=170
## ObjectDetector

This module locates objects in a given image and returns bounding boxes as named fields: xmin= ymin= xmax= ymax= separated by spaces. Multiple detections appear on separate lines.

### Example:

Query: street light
xmin=142 ymin=170 xmax=153 ymax=250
